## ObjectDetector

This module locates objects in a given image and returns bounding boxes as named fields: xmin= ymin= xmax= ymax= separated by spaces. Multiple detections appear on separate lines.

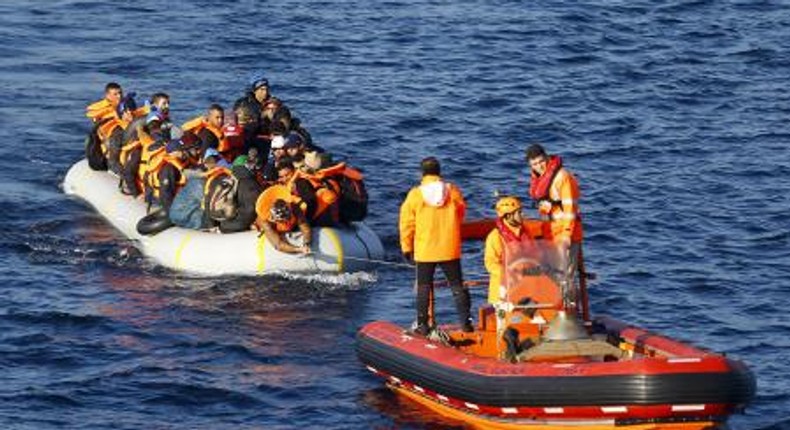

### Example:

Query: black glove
xmin=402 ymin=251 xmax=414 ymax=264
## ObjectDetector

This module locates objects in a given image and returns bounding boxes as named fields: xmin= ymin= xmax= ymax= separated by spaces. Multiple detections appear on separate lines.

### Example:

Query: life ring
xmin=136 ymin=210 xmax=174 ymax=236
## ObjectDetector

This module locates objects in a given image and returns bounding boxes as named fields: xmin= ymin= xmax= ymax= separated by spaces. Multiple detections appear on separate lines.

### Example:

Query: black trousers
xmin=415 ymin=259 xmax=471 ymax=328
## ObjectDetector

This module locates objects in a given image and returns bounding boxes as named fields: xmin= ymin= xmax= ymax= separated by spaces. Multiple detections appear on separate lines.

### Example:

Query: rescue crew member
xmin=399 ymin=157 xmax=472 ymax=335
xmin=484 ymin=196 xmax=534 ymax=304
xmin=525 ymin=143 xmax=583 ymax=306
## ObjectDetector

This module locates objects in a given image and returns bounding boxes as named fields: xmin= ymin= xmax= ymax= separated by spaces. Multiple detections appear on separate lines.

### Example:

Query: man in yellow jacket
xmin=526 ymin=143 xmax=583 ymax=308
xmin=485 ymin=196 xmax=536 ymax=304
xmin=399 ymin=157 xmax=472 ymax=335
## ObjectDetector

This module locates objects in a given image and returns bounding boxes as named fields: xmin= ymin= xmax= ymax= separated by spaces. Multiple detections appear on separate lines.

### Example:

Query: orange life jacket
xmin=254 ymin=184 xmax=299 ymax=232
xmin=86 ymin=99 xmax=117 ymax=123
xmin=97 ymin=117 xmax=129 ymax=140
xmin=143 ymin=148 xmax=188 ymax=200
xmin=288 ymin=165 xmax=345 ymax=223
xmin=182 ymin=116 xmax=224 ymax=142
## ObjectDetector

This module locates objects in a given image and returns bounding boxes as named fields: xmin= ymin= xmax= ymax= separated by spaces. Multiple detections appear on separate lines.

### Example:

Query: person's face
xmin=185 ymin=147 xmax=201 ymax=163
xmin=273 ymin=147 xmax=285 ymax=159
xmin=277 ymin=167 xmax=293 ymax=183
xmin=207 ymin=109 xmax=224 ymax=129
xmin=154 ymin=98 xmax=170 ymax=114
xmin=121 ymin=109 xmax=134 ymax=122
xmin=262 ymin=101 xmax=279 ymax=119
xmin=529 ymin=155 xmax=548 ymax=175
xmin=235 ymin=108 xmax=258 ymax=129
xmin=254 ymin=86 xmax=269 ymax=103
xmin=106 ymin=88 xmax=123 ymax=105
xmin=286 ymin=147 xmax=300 ymax=157
xmin=505 ymin=209 xmax=523 ymax=227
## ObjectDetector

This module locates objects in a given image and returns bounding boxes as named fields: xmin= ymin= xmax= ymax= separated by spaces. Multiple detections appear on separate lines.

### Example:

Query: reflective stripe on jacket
xmin=540 ymin=168 xmax=583 ymax=243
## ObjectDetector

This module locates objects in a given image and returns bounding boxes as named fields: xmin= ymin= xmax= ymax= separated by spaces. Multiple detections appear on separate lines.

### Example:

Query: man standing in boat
xmin=525 ymin=144 xmax=584 ymax=310
xmin=399 ymin=157 xmax=473 ymax=335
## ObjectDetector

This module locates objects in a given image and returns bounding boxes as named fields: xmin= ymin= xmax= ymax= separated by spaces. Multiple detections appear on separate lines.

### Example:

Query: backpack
xmin=85 ymin=126 xmax=108 ymax=171
xmin=336 ymin=173 xmax=368 ymax=223
xmin=169 ymin=179 xmax=207 ymax=230
xmin=207 ymin=175 xmax=239 ymax=222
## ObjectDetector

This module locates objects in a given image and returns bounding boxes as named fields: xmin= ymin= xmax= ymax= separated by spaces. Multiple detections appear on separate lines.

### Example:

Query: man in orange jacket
xmin=399 ymin=157 xmax=472 ymax=335
xmin=526 ymin=143 xmax=583 ymax=309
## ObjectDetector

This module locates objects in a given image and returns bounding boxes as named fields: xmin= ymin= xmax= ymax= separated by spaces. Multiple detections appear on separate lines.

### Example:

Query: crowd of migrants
xmin=84 ymin=76 xmax=368 ymax=255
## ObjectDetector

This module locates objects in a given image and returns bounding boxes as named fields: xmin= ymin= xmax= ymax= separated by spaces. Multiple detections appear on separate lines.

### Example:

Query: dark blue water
xmin=0 ymin=0 xmax=787 ymax=428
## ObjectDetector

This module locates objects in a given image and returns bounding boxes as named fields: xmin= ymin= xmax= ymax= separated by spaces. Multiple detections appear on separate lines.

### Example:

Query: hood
xmin=419 ymin=180 xmax=449 ymax=207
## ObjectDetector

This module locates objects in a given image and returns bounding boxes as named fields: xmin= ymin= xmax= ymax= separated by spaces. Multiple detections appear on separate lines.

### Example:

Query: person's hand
xmin=402 ymin=251 xmax=413 ymax=264
xmin=299 ymin=245 xmax=311 ymax=255
xmin=498 ymin=285 xmax=507 ymax=302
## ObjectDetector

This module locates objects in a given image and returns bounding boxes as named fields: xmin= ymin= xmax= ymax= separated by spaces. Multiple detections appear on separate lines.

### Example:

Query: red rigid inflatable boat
xmin=357 ymin=224 xmax=755 ymax=429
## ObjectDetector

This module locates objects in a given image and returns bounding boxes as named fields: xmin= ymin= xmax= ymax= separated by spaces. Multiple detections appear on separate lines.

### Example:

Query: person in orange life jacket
xmin=259 ymin=198 xmax=312 ymax=255
xmin=525 ymin=143 xmax=583 ymax=307
xmin=274 ymin=157 xmax=335 ymax=226
xmin=182 ymin=104 xmax=224 ymax=153
xmin=105 ymin=94 xmax=138 ymax=175
xmin=144 ymin=132 xmax=201 ymax=213
xmin=484 ymin=196 xmax=545 ymax=304
xmin=399 ymin=157 xmax=472 ymax=335
xmin=289 ymin=153 xmax=340 ymax=227
xmin=86 ymin=82 xmax=123 ymax=124
xmin=119 ymin=111 xmax=173 ymax=197
xmin=85 ymin=83 xmax=126 ymax=171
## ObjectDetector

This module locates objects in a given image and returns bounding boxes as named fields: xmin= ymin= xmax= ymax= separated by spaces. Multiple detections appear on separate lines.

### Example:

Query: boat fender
xmin=136 ymin=210 xmax=174 ymax=236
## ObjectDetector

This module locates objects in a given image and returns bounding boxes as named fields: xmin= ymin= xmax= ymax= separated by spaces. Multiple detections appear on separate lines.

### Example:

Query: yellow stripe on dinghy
xmin=256 ymin=234 xmax=267 ymax=274
xmin=174 ymin=233 xmax=193 ymax=270
xmin=324 ymin=228 xmax=344 ymax=273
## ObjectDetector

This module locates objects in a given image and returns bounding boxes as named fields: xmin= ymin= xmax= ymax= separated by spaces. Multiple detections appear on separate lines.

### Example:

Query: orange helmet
xmin=495 ymin=196 xmax=522 ymax=217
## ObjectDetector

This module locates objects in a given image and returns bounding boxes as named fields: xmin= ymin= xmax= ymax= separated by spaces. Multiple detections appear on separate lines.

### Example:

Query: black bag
xmin=85 ymin=126 xmax=107 ymax=171
xmin=337 ymin=174 xmax=368 ymax=223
